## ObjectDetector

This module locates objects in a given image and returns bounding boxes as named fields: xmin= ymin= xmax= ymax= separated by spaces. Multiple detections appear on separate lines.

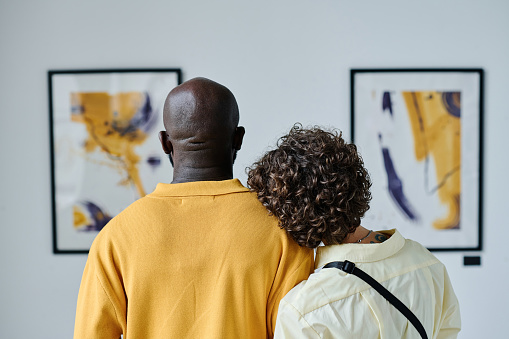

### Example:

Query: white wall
xmin=1 ymin=0 xmax=507 ymax=337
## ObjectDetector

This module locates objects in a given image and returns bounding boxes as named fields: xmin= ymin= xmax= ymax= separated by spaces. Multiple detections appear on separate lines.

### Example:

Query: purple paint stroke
xmin=71 ymin=104 xmax=84 ymax=115
xmin=139 ymin=93 xmax=159 ymax=133
xmin=382 ymin=92 xmax=393 ymax=117
xmin=380 ymin=138 xmax=420 ymax=222
xmin=81 ymin=201 xmax=112 ymax=232
xmin=111 ymin=93 xmax=157 ymax=136
xmin=441 ymin=92 xmax=461 ymax=118
xmin=130 ymin=92 xmax=158 ymax=133
xmin=147 ymin=156 xmax=162 ymax=169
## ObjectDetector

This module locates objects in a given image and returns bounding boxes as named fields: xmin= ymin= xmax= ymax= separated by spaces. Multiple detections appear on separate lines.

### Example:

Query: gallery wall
xmin=1 ymin=0 xmax=508 ymax=337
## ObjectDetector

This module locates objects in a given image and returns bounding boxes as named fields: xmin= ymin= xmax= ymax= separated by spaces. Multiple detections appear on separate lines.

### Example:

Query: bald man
xmin=74 ymin=78 xmax=314 ymax=339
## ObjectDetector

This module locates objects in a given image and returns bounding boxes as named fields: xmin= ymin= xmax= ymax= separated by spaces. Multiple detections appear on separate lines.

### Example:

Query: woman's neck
xmin=342 ymin=226 xmax=389 ymax=244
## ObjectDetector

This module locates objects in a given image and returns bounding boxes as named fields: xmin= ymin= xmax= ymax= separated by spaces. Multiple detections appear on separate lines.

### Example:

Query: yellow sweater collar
xmin=149 ymin=179 xmax=249 ymax=197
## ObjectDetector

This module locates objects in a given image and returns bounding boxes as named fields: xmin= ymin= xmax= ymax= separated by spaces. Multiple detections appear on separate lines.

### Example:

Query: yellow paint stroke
xmin=402 ymin=91 xmax=461 ymax=229
xmin=73 ymin=205 xmax=90 ymax=229
xmin=71 ymin=92 xmax=148 ymax=197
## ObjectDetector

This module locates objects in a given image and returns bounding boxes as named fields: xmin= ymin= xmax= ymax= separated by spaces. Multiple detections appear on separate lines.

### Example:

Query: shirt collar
xmin=315 ymin=229 xmax=404 ymax=269
xmin=148 ymin=179 xmax=250 ymax=197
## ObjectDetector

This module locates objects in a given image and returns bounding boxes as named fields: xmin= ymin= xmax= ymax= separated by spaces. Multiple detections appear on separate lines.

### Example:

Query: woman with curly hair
xmin=247 ymin=124 xmax=461 ymax=339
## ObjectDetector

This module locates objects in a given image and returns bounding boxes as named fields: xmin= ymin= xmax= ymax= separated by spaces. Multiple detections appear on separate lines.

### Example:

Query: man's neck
xmin=171 ymin=165 xmax=234 ymax=184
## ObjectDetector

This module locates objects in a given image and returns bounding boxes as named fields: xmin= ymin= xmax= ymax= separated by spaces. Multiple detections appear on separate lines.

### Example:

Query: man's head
xmin=247 ymin=124 xmax=372 ymax=248
xmin=159 ymin=77 xmax=245 ymax=182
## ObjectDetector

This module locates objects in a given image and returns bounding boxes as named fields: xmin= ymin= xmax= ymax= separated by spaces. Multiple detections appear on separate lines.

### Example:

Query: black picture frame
xmin=351 ymin=68 xmax=483 ymax=251
xmin=49 ymin=68 xmax=182 ymax=254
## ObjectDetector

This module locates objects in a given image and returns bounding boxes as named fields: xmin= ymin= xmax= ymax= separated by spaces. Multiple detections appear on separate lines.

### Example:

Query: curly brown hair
xmin=247 ymin=124 xmax=372 ymax=248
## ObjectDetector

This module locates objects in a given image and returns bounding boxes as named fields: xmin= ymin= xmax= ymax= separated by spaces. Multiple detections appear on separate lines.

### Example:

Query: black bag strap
xmin=323 ymin=260 xmax=428 ymax=339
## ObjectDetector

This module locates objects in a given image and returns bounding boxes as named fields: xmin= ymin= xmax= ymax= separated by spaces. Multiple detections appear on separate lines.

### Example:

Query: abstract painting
xmin=49 ymin=69 xmax=182 ymax=253
xmin=351 ymin=69 xmax=483 ymax=251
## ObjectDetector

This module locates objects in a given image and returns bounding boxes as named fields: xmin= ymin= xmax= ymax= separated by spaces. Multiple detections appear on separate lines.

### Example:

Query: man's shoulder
xmin=92 ymin=184 xmax=282 ymax=242
xmin=88 ymin=196 xmax=150 ymax=245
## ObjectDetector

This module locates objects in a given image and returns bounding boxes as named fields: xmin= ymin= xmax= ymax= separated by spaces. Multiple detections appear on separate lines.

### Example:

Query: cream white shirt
xmin=274 ymin=230 xmax=461 ymax=339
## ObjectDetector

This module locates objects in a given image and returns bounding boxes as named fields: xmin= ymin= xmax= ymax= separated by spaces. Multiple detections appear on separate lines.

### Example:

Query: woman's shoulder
xmin=279 ymin=263 xmax=371 ymax=316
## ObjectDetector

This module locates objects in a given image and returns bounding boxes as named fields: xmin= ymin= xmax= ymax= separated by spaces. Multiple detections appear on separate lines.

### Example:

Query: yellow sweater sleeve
xmin=266 ymin=239 xmax=314 ymax=338
xmin=74 ymin=227 xmax=126 ymax=339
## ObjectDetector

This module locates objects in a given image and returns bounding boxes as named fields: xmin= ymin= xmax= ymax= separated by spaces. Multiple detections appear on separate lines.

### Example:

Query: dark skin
xmin=158 ymin=77 xmax=245 ymax=183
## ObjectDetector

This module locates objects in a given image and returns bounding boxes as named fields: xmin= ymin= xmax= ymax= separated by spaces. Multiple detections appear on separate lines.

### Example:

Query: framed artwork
xmin=351 ymin=69 xmax=483 ymax=251
xmin=49 ymin=68 xmax=182 ymax=253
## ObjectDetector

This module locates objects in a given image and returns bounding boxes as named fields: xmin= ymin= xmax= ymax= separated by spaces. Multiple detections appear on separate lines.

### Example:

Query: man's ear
xmin=232 ymin=126 xmax=245 ymax=151
xmin=158 ymin=131 xmax=173 ymax=155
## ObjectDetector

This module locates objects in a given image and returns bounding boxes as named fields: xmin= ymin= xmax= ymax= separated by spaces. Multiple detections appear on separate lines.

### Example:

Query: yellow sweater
xmin=74 ymin=179 xmax=314 ymax=339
